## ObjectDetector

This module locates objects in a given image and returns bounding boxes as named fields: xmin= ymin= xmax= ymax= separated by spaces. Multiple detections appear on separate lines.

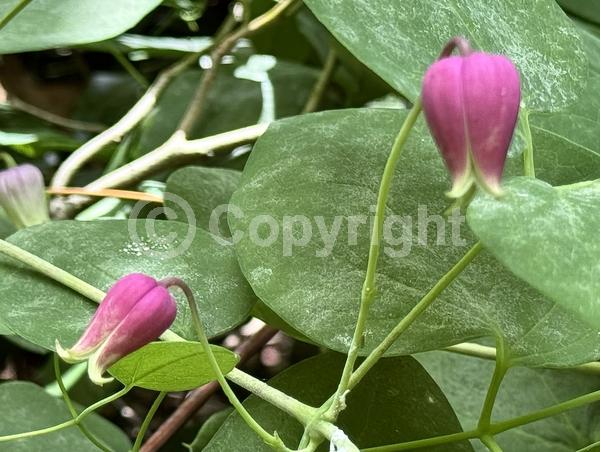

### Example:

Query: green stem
xmin=300 ymin=241 xmax=483 ymax=449
xmin=0 ymin=152 xmax=16 ymax=168
xmin=111 ymin=48 xmax=149 ymax=88
xmin=226 ymin=368 xmax=316 ymax=421
xmin=577 ymin=439 xmax=600 ymax=452
xmin=481 ymin=435 xmax=503 ymax=452
xmin=53 ymin=354 xmax=111 ymax=451
xmin=160 ymin=277 xmax=287 ymax=450
xmin=0 ymin=238 xmax=104 ymax=302
xmin=490 ymin=388 xmax=600 ymax=435
xmin=132 ymin=391 xmax=167 ymax=451
xmin=0 ymin=238 xmax=183 ymax=342
xmin=520 ymin=108 xmax=535 ymax=178
xmin=478 ymin=339 xmax=508 ymax=431
xmin=46 ymin=361 xmax=88 ymax=397
xmin=327 ymin=98 xmax=423 ymax=419
xmin=0 ymin=0 xmax=33 ymax=31
xmin=363 ymin=429 xmax=478 ymax=451
xmin=353 ymin=371 xmax=600 ymax=451
xmin=349 ymin=242 xmax=483 ymax=391
xmin=0 ymin=386 xmax=131 ymax=442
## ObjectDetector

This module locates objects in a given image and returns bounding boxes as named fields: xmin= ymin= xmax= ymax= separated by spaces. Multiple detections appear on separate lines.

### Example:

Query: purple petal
xmin=422 ymin=56 xmax=472 ymax=197
xmin=88 ymin=285 xmax=177 ymax=385
xmin=65 ymin=273 xmax=158 ymax=357
xmin=462 ymin=53 xmax=521 ymax=194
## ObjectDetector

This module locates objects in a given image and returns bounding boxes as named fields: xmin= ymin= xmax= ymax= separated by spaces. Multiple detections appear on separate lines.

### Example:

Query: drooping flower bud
xmin=422 ymin=41 xmax=521 ymax=197
xmin=0 ymin=164 xmax=49 ymax=228
xmin=56 ymin=273 xmax=177 ymax=385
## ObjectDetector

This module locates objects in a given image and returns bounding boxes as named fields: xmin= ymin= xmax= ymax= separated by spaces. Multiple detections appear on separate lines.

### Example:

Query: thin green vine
xmin=0 ymin=152 xmax=16 ymax=168
xmin=0 ymin=385 xmax=131 ymax=443
xmin=53 ymin=354 xmax=112 ymax=451
xmin=477 ymin=338 xmax=508 ymax=434
xmin=481 ymin=435 xmax=503 ymax=452
xmin=519 ymin=107 xmax=535 ymax=178
xmin=325 ymin=97 xmax=423 ymax=420
xmin=0 ymin=0 xmax=32 ymax=31
xmin=132 ymin=391 xmax=167 ymax=451
xmin=160 ymin=277 xmax=288 ymax=451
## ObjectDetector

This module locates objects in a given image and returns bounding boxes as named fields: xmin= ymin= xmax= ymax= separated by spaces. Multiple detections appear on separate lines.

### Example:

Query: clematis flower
xmin=0 ymin=164 xmax=49 ymax=228
xmin=56 ymin=273 xmax=177 ymax=386
xmin=422 ymin=42 xmax=521 ymax=197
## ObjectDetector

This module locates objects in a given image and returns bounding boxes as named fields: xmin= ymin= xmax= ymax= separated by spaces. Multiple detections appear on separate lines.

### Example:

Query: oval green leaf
xmin=467 ymin=177 xmax=600 ymax=330
xmin=230 ymin=109 xmax=600 ymax=367
xmin=165 ymin=166 xmax=242 ymax=237
xmin=0 ymin=0 xmax=162 ymax=54
xmin=304 ymin=0 xmax=587 ymax=111
xmin=0 ymin=220 xmax=255 ymax=350
xmin=109 ymin=341 xmax=238 ymax=391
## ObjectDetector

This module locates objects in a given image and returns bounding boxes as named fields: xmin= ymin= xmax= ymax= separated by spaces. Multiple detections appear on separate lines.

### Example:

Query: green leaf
xmin=230 ymin=109 xmax=600 ymax=367
xmin=205 ymin=352 xmax=473 ymax=451
xmin=0 ymin=220 xmax=255 ymax=350
xmin=418 ymin=351 xmax=600 ymax=451
xmin=109 ymin=341 xmax=238 ymax=391
xmin=525 ymin=24 xmax=600 ymax=186
xmin=467 ymin=177 xmax=600 ymax=330
xmin=185 ymin=408 xmax=233 ymax=452
xmin=165 ymin=166 xmax=241 ymax=236
xmin=0 ymin=0 xmax=162 ymax=54
xmin=304 ymin=0 xmax=586 ymax=111
xmin=0 ymin=381 xmax=131 ymax=451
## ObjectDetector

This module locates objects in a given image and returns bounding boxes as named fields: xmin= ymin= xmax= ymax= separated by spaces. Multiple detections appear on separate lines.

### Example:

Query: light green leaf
xmin=165 ymin=166 xmax=241 ymax=236
xmin=418 ymin=351 xmax=600 ymax=451
xmin=109 ymin=341 xmax=238 ymax=391
xmin=205 ymin=352 xmax=472 ymax=451
xmin=467 ymin=177 xmax=600 ymax=330
xmin=525 ymin=23 xmax=600 ymax=186
xmin=0 ymin=220 xmax=255 ymax=350
xmin=230 ymin=109 xmax=600 ymax=367
xmin=304 ymin=0 xmax=586 ymax=111
xmin=0 ymin=0 xmax=162 ymax=54
xmin=0 ymin=381 xmax=130 ymax=451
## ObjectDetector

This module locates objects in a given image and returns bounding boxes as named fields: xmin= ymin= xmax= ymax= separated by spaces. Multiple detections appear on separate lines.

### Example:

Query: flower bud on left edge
xmin=56 ymin=273 xmax=177 ymax=386
xmin=0 ymin=164 xmax=49 ymax=228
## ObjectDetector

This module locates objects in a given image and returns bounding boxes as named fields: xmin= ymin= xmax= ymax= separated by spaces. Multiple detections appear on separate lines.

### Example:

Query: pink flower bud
xmin=422 ymin=50 xmax=521 ymax=197
xmin=56 ymin=273 xmax=177 ymax=385
xmin=0 ymin=164 xmax=49 ymax=228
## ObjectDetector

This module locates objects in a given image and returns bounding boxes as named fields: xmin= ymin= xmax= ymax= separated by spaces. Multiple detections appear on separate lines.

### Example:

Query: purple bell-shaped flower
xmin=56 ymin=273 xmax=177 ymax=385
xmin=422 ymin=41 xmax=521 ymax=197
